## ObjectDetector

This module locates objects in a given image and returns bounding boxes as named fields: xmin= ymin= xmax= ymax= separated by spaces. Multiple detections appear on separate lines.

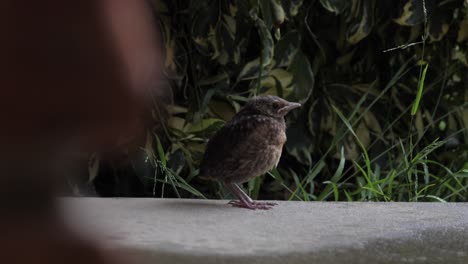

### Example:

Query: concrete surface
xmin=62 ymin=198 xmax=468 ymax=264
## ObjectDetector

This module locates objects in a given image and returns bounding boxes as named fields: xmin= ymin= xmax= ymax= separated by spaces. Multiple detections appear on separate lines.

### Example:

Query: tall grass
xmin=128 ymin=0 xmax=468 ymax=202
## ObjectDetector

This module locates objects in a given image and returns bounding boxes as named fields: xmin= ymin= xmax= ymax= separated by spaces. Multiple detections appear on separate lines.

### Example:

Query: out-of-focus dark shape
xmin=0 ymin=0 xmax=160 ymax=151
xmin=0 ymin=0 xmax=160 ymax=263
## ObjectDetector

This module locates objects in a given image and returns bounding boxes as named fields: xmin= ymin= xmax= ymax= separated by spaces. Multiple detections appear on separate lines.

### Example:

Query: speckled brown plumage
xmin=200 ymin=95 xmax=300 ymax=210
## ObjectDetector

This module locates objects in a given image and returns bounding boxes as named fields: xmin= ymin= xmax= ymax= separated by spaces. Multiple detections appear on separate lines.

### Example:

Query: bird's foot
xmin=253 ymin=201 xmax=278 ymax=206
xmin=228 ymin=200 xmax=277 ymax=210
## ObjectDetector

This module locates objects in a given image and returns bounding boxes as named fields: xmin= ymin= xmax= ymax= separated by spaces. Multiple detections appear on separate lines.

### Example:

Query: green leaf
xmin=237 ymin=58 xmax=272 ymax=80
xmin=411 ymin=63 xmax=429 ymax=116
xmin=270 ymin=0 xmax=285 ymax=26
xmin=288 ymin=0 xmax=303 ymax=17
xmin=198 ymin=72 xmax=230 ymax=86
xmin=318 ymin=146 xmax=346 ymax=201
xmin=256 ymin=18 xmax=275 ymax=67
xmin=191 ymin=1 xmax=220 ymax=56
xmin=319 ymin=0 xmax=348 ymax=14
xmin=420 ymin=195 xmax=447 ymax=203
xmin=184 ymin=118 xmax=225 ymax=134
xmin=323 ymin=181 xmax=340 ymax=201
xmin=305 ymin=160 xmax=326 ymax=184
xmin=290 ymin=169 xmax=309 ymax=201
xmin=259 ymin=0 xmax=273 ymax=30
xmin=260 ymin=68 xmax=294 ymax=97
xmin=155 ymin=134 xmax=167 ymax=167
xmin=394 ymin=0 xmax=435 ymax=26
xmin=285 ymin=119 xmax=314 ymax=165
xmin=346 ymin=0 xmax=375 ymax=44
xmin=248 ymin=176 xmax=263 ymax=199
xmin=288 ymin=51 xmax=315 ymax=103
xmin=332 ymin=105 xmax=374 ymax=191
xmin=274 ymin=30 xmax=301 ymax=67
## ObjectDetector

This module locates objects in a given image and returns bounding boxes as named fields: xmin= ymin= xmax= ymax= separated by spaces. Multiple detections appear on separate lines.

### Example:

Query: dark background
xmin=78 ymin=0 xmax=468 ymax=202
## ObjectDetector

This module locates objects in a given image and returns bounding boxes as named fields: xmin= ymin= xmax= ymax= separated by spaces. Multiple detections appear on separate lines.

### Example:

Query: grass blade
xmin=411 ymin=63 xmax=429 ymax=116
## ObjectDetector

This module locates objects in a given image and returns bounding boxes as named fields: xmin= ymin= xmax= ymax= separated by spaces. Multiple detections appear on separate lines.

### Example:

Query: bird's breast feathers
xmin=200 ymin=114 xmax=287 ymax=179
xmin=232 ymin=115 xmax=286 ymax=170
xmin=230 ymin=114 xmax=286 ymax=145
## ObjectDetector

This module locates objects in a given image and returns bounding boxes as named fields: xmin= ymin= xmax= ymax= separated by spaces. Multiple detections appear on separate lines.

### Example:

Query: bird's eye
xmin=272 ymin=101 xmax=280 ymax=109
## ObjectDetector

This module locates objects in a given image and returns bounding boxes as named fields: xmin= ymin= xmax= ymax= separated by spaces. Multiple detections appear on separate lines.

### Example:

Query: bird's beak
xmin=279 ymin=102 xmax=301 ymax=115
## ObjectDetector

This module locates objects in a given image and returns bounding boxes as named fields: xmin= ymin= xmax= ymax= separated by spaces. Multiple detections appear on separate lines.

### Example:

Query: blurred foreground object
xmin=0 ymin=0 xmax=160 ymax=263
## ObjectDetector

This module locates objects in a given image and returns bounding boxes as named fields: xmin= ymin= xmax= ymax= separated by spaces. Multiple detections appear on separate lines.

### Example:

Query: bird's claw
xmin=228 ymin=200 xmax=277 ymax=210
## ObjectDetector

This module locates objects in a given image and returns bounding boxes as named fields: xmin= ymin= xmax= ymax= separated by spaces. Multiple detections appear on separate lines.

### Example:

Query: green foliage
xmin=92 ymin=0 xmax=468 ymax=202
xmin=411 ymin=63 xmax=429 ymax=116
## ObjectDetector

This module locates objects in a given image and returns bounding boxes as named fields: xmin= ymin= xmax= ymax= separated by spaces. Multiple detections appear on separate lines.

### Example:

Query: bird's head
xmin=243 ymin=95 xmax=301 ymax=118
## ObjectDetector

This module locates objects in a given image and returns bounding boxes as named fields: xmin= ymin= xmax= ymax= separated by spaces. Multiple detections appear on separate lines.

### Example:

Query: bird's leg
xmin=225 ymin=182 xmax=277 ymax=210
xmin=230 ymin=184 xmax=278 ymax=207
xmin=225 ymin=182 xmax=255 ymax=209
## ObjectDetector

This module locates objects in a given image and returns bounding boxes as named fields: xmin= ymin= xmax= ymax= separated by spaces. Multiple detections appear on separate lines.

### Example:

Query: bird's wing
xmin=200 ymin=116 xmax=255 ymax=175
xmin=200 ymin=115 xmax=282 ymax=178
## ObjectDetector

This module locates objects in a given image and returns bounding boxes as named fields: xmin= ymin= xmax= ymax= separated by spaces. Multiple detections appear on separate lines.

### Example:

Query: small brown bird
xmin=200 ymin=95 xmax=301 ymax=210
